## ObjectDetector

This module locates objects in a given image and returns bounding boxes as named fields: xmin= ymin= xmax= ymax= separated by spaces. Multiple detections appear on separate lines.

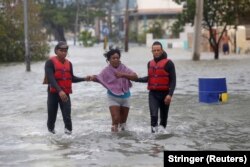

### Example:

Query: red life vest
xmin=147 ymin=58 xmax=170 ymax=91
xmin=50 ymin=56 xmax=72 ymax=94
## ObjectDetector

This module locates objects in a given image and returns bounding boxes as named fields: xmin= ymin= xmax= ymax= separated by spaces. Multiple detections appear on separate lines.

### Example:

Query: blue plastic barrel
xmin=198 ymin=77 xmax=227 ymax=103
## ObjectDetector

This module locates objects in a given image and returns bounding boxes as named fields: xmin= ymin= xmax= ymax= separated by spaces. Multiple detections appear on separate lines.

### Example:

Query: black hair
xmin=152 ymin=41 xmax=163 ymax=49
xmin=104 ymin=48 xmax=121 ymax=61
xmin=54 ymin=41 xmax=68 ymax=54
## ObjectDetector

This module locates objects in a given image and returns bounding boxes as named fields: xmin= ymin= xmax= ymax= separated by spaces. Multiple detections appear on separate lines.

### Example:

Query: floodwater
xmin=0 ymin=44 xmax=250 ymax=167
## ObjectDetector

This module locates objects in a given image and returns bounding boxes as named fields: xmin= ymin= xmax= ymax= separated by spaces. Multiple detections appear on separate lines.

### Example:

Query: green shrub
xmin=0 ymin=1 xmax=49 ymax=63
xmin=137 ymin=31 xmax=147 ymax=44
xmin=147 ymin=20 xmax=165 ymax=39
xmin=79 ymin=30 xmax=96 ymax=47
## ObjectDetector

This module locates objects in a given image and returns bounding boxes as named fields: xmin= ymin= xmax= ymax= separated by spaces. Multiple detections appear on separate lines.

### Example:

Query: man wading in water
xmin=44 ymin=41 xmax=89 ymax=135
xmin=135 ymin=41 xmax=176 ymax=133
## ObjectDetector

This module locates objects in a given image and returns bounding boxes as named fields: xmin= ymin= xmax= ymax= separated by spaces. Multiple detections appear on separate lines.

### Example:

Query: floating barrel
xmin=198 ymin=77 xmax=228 ymax=103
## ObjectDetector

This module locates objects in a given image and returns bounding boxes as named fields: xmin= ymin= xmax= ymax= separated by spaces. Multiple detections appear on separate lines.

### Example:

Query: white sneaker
xmin=64 ymin=128 xmax=72 ymax=135
xmin=48 ymin=129 xmax=56 ymax=134
xmin=151 ymin=126 xmax=158 ymax=133
xmin=120 ymin=123 xmax=126 ymax=131
xmin=158 ymin=125 xmax=166 ymax=133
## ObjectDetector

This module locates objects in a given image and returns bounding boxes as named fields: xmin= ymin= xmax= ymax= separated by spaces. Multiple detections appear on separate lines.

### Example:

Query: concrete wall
xmin=146 ymin=24 xmax=250 ymax=54
xmin=236 ymin=26 xmax=250 ymax=54
xmin=146 ymin=24 xmax=192 ymax=50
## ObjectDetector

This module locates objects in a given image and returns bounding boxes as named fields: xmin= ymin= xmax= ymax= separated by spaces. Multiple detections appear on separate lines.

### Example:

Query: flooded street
xmin=0 ymin=44 xmax=250 ymax=167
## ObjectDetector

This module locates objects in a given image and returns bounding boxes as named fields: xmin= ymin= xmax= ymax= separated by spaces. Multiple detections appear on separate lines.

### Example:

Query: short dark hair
xmin=54 ymin=41 xmax=68 ymax=53
xmin=104 ymin=48 xmax=121 ymax=61
xmin=152 ymin=41 xmax=163 ymax=49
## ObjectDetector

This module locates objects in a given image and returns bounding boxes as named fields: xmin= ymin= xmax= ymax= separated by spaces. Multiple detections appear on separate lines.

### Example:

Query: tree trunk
xmin=54 ymin=25 xmax=66 ymax=42
xmin=214 ymin=45 xmax=219 ymax=59
xmin=213 ymin=26 xmax=227 ymax=60
xmin=209 ymin=38 xmax=219 ymax=60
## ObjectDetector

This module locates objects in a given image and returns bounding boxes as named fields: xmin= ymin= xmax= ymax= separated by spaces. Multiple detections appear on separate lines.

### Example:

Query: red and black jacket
xmin=49 ymin=57 xmax=72 ymax=94
xmin=147 ymin=58 xmax=170 ymax=91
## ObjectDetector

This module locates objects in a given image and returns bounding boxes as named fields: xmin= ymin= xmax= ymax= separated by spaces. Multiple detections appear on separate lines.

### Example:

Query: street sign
xmin=102 ymin=26 xmax=110 ymax=36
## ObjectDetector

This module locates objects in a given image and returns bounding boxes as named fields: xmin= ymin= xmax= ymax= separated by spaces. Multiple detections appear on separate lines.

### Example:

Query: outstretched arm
xmin=115 ymin=72 xmax=138 ymax=81
xmin=89 ymin=75 xmax=98 ymax=82
xmin=134 ymin=62 xmax=149 ymax=83
xmin=70 ymin=62 xmax=88 ymax=82
xmin=135 ymin=76 xmax=148 ymax=83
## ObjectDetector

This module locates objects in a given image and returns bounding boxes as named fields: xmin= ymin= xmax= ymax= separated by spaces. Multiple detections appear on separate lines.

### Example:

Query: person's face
xmin=152 ymin=45 xmax=163 ymax=58
xmin=109 ymin=53 xmax=120 ymax=68
xmin=56 ymin=48 xmax=68 ymax=60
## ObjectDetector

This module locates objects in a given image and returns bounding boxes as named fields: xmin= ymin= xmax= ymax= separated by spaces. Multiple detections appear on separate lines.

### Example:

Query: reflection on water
xmin=0 ymin=45 xmax=250 ymax=166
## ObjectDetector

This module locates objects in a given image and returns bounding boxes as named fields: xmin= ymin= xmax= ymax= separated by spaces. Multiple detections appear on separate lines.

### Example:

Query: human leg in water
xmin=47 ymin=92 xmax=59 ymax=134
xmin=149 ymin=92 xmax=160 ymax=133
xmin=120 ymin=106 xmax=129 ymax=131
xmin=59 ymin=94 xmax=72 ymax=135
xmin=109 ymin=106 xmax=121 ymax=132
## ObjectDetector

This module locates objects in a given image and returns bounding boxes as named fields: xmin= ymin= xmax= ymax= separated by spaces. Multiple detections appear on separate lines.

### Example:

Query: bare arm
xmin=115 ymin=72 xmax=138 ymax=81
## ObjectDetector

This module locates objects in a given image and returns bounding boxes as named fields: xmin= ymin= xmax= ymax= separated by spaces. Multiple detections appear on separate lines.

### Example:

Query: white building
xmin=130 ymin=0 xmax=183 ymax=37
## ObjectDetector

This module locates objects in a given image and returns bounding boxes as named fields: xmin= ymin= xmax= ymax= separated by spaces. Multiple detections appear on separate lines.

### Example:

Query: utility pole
xmin=124 ymin=0 xmax=129 ymax=52
xmin=234 ymin=1 xmax=239 ymax=54
xmin=23 ymin=0 xmax=30 ymax=71
xmin=74 ymin=0 xmax=80 ymax=46
xmin=192 ymin=0 xmax=203 ymax=61
xmin=108 ymin=0 xmax=112 ymax=36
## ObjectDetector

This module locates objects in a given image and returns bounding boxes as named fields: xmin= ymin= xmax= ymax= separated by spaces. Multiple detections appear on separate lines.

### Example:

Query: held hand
xmin=85 ymin=75 xmax=91 ymax=81
xmin=164 ymin=95 xmax=172 ymax=105
xmin=59 ymin=90 xmax=68 ymax=102
xmin=88 ymin=75 xmax=97 ymax=81
xmin=115 ymin=71 xmax=124 ymax=78
xmin=91 ymin=75 xmax=96 ymax=81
